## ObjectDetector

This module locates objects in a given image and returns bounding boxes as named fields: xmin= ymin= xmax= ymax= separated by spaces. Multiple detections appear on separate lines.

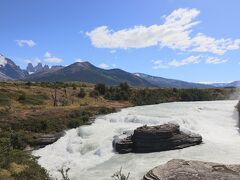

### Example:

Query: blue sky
xmin=0 ymin=0 xmax=240 ymax=83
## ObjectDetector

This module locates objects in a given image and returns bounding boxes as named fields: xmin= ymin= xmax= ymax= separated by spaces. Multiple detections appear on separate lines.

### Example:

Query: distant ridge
xmin=210 ymin=81 xmax=240 ymax=87
xmin=0 ymin=53 xmax=229 ymax=88
xmin=134 ymin=73 xmax=213 ymax=88
xmin=25 ymin=62 xmax=154 ymax=87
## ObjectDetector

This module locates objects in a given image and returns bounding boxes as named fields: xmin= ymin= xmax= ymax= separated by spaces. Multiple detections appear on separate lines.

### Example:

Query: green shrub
xmin=68 ymin=119 xmax=81 ymax=128
xmin=67 ymin=110 xmax=91 ymax=128
xmin=10 ymin=131 xmax=27 ymax=150
xmin=94 ymin=83 xmax=106 ymax=95
xmin=0 ymin=137 xmax=11 ymax=168
xmin=98 ymin=107 xmax=116 ymax=115
xmin=18 ymin=93 xmax=48 ymax=106
xmin=103 ymin=83 xmax=131 ymax=101
xmin=19 ymin=120 xmax=48 ymax=133
xmin=0 ymin=93 xmax=11 ymax=106
xmin=89 ymin=90 xmax=100 ymax=98
xmin=78 ymin=88 xmax=86 ymax=98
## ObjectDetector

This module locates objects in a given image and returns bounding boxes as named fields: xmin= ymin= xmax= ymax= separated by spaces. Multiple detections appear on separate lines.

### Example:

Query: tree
xmin=78 ymin=88 xmax=86 ymax=98
xmin=89 ymin=90 xmax=99 ymax=98
xmin=94 ymin=83 xmax=106 ymax=95
xmin=51 ymin=87 xmax=58 ymax=106
xmin=119 ymin=82 xmax=130 ymax=92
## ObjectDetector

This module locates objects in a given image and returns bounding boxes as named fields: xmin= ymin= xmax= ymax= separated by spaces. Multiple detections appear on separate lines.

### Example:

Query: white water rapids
xmin=33 ymin=100 xmax=240 ymax=180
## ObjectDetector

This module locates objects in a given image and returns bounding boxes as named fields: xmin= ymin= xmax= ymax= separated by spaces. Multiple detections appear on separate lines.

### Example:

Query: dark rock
xmin=143 ymin=159 xmax=240 ymax=180
xmin=113 ymin=131 xmax=134 ymax=154
xmin=35 ymin=62 xmax=43 ymax=72
xmin=51 ymin=65 xmax=64 ymax=71
xmin=27 ymin=62 xmax=50 ymax=74
xmin=31 ymin=132 xmax=65 ymax=149
xmin=113 ymin=123 xmax=202 ymax=154
xmin=43 ymin=64 xmax=50 ymax=71
xmin=27 ymin=63 xmax=35 ymax=73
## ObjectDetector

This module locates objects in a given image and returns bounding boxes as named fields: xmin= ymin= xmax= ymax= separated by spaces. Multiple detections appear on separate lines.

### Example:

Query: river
xmin=33 ymin=100 xmax=240 ymax=180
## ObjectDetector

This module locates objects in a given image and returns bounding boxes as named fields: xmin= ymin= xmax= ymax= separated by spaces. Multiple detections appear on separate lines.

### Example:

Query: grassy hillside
xmin=0 ymin=81 xmax=130 ymax=179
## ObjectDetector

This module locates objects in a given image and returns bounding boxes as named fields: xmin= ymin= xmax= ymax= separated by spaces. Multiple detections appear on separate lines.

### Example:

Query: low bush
xmin=67 ymin=119 xmax=82 ymax=128
xmin=98 ymin=107 xmax=116 ymax=115
xmin=78 ymin=88 xmax=86 ymax=98
xmin=18 ymin=93 xmax=48 ymax=106
xmin=0 ymin=93 xmax=11 ymax=106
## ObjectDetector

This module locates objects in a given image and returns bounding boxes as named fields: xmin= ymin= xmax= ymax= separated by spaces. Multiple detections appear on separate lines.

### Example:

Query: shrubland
xmin=0 ymin=81 xmax=129 ymax=179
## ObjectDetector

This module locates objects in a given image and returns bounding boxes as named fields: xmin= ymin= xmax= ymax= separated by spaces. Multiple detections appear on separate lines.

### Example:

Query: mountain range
xmin=0 ymin=54 xmax=27 ymax=80
xmin=208 ymin=81 xmax=240 ymax=88
xmin=0 ymin=54 xmax=238 ymax=88
xmin=26 ymin=62 xmax=64 ymax=74
xmin=25 ymin=62 xmax=153 ymax=87
xmin=134 ymin=73 xmax=212 ymax=88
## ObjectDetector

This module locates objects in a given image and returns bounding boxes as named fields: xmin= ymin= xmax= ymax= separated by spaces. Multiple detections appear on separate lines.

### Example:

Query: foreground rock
xmin=29 ymin=132 xmax=65 ymax=149
xmin=113 ymin=123 xmax=202 ymax=153
xmin=143 ymin=159 xmax=240 ymax=180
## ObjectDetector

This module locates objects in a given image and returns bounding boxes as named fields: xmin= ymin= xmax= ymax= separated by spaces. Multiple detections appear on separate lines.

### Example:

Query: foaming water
xmin=33 ymin=100 xmax=240 ymax=180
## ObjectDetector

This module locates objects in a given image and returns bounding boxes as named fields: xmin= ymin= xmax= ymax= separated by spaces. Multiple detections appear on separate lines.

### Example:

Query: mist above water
xmin=33 ymin=100 xmax=240 ymax=180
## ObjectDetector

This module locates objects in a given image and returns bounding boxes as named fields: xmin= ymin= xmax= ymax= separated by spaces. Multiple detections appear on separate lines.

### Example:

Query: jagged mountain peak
xmin=0 ymin=54 xmax=8 ymax=67
xmin=0 ymin=54 xmax=27 ymax=80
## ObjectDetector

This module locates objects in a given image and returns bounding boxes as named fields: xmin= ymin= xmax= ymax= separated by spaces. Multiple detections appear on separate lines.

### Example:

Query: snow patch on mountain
xmin=0 ymin=55 xmax=7 ymax=66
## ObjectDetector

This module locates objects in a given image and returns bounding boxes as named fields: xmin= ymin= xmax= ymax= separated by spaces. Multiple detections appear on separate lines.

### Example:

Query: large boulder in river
xmin=143 ymin=159 xmax=240 ymax=180
xmin=113 ymin=123 xmax=202 ymax=154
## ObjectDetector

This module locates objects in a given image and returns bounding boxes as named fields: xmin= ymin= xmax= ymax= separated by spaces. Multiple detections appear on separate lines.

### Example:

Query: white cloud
xmin=168 ymin=56 xmax=201 ymax=67
xmin=198 ymin=81 xmax=232 ymax=84
xmin=191 ymin=34 xmax=240 ymax=55
xmin=78 ymin=30 xmax=84 ymax=34
xmin=99 ymin=63 xmax=109 ymax=69
xmin=0 ymin=55 xmax=7 ymax=66
xmin=110 ymin=50 xmax=117 ymax=53
xmin=75 ymin=58 xmax=84 ymax=62
xmin=25 ymin=58 xmax=42 ymax=66
xmin=112 ymin=64 xmax=117 ymax=68
xmin=87 ymin=8 xmax=240 ymax=55
xmin=205 ymin=57 xmax=228 ymax=64
xmin=46 ymin=57 xmax=62 ymax=63
xmin=44 ymin=52 xmax=51 ymax=58
xmin=44 ymin=52 xmax=63 ymax=63
xmin=152 ymin=56 xmax=201 ymax=69
xmin=16 ymin=40 xmax=36 ymax=47
xmin=152 ymin=60 xmax=169 ymax=69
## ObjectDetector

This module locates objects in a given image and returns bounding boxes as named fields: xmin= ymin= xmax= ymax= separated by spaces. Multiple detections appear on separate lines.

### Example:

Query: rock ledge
xmin=113 ymin=123 xmax=202 ymax=153
xmin=143 ymin=159 xmax=240 ymax=180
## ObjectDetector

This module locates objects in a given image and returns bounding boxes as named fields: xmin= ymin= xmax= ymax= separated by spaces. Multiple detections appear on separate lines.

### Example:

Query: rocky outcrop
xmin=0 ymin=54 xmax=28 ymax=80
xmin=27 ymin=62 xmax=50 ymax=74
xmin=143 ymin=159 xmax=240 ymax=180
xmin=30 ymin=132 xmax=65 ymax=149
xmin=113 ymin=123 xmax=202 ymax=154
xmin=26 ymin=63 xmax=35 ymax=73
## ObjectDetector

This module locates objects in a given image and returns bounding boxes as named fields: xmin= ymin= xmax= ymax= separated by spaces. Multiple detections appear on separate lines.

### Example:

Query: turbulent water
xmin=33 ymin=100 xmax=240 ymax=180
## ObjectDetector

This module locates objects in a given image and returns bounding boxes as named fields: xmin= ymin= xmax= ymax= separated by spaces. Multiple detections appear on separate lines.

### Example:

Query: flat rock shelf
xmin=113 ymin=123 xmax=202 ymax=153
xmin=143 ymin=159 xmax=240 ymax=180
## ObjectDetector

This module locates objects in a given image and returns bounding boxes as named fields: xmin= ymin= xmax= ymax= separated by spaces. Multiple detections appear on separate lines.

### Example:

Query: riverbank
xmin=0 ymin=82 xmax=131 ymax=179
